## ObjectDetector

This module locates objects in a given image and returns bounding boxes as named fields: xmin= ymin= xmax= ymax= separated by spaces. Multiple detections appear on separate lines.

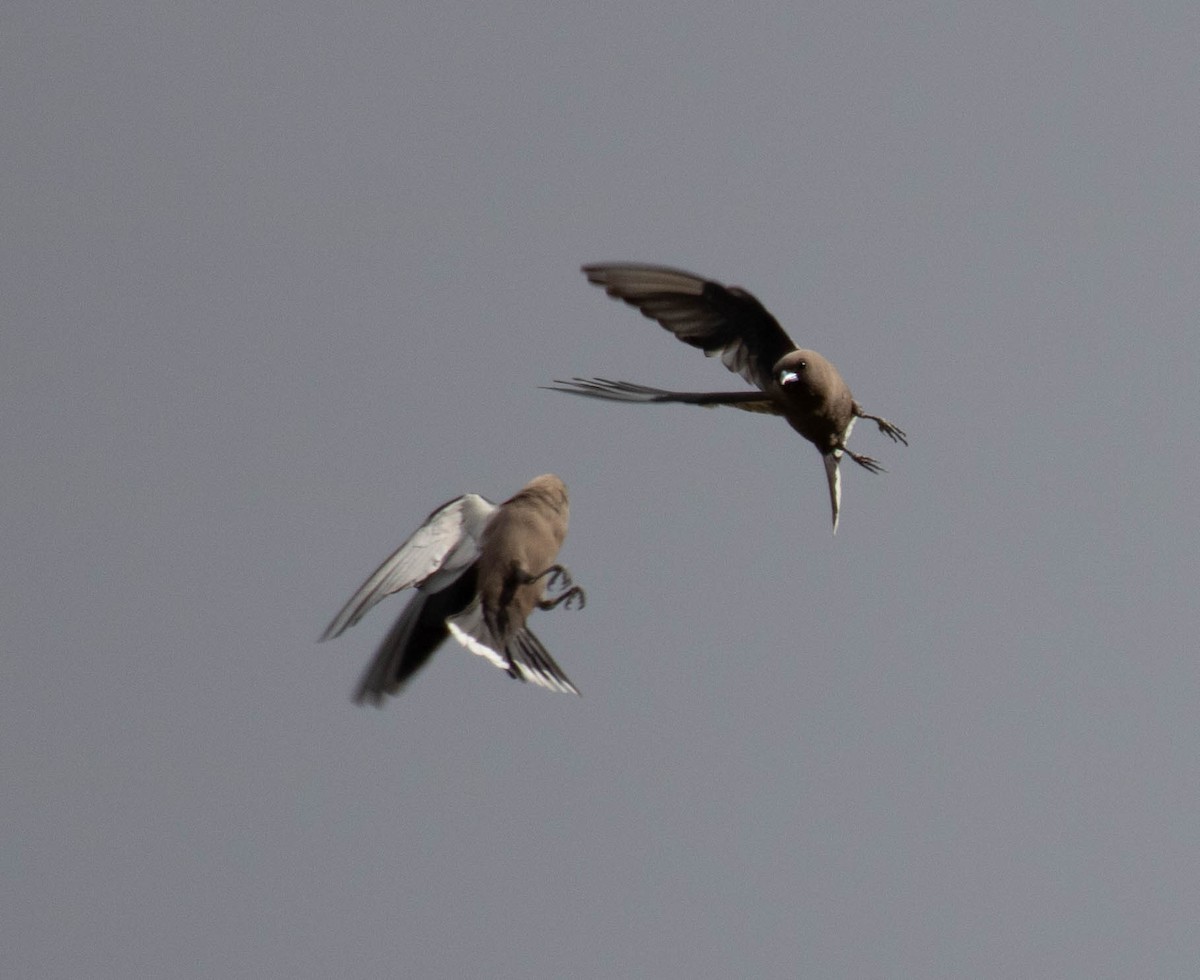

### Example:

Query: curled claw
xmin=538 ymin=585 xmax=586 ymax=611
xmin=523 ymin=563 xmax=572 ymax=590
xmin=543 ymin=564 xmax=573 ymax=592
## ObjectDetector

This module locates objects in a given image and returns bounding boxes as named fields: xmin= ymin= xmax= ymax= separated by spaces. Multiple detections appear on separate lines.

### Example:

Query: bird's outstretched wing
xmin=545 ymin=378 xmax=781 ymax=416
xmin=320 ymin=493 xmax=496 ymax=641
xmin=582 ymin=264 xmax=797 ymax=392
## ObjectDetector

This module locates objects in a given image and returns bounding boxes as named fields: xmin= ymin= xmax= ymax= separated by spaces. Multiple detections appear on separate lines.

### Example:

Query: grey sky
xmin=4 ymin=1 xmax=1199 ymax=976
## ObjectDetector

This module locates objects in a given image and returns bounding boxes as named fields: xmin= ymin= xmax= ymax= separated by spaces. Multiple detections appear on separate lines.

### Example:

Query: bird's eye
xmin=797 ymin=359 xmax=807 ymax=369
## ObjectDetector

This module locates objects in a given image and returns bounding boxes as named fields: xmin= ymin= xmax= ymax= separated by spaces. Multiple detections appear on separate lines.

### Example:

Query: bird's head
xmin=775 ymin=349 xmax=849 ymax=408
xmin=775 ymin=350 xmax=821 ymax=390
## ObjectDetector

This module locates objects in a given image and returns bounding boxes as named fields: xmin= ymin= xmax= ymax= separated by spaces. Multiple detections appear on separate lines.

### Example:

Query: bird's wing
xmin=350 ymin=590 xmax=431 ymax=705
xmin=546 ymin=378 xmax=782 ymax=416
xmin=320 ymin=493 xmax=496 ymax=641
xmin=350 ymin=568 xmax=480 ymax=706
xmin=582 ymin=263 xmax=797 ymax=392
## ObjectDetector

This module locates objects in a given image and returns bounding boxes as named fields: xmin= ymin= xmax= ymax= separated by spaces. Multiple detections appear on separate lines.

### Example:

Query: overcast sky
xmin=5 ymin=1 xmax=1200 ymax=977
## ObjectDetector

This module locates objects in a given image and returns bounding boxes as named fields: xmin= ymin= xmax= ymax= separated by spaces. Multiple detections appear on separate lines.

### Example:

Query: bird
xmin=547 ymin=263 xmax=907 ymax=532
xmin=320 ymin=474 xmax=586 ymax=704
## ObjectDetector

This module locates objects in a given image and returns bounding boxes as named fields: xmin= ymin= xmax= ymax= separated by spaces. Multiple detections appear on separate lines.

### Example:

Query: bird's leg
xmin=857 ymin=410 xmax=908 ymax=446
xmin=843 ymin=448 xmax=886 ymax=474
xmin=538 ymin=586 xmax=587 ymax=611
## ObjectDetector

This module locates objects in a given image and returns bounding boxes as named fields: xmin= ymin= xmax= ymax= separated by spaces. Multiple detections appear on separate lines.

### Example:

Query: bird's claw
xmin=846 ymin=450 xmax=886 ymax=474
xmin=538 ymin=585 xmax=586 ymax=612
xmin=543 ymin=564 xmax=573 ymax=592
xmin=858 ymin=410 xmax=908 ymax=446
xmin=876 ymin=418 xmax=908 ymax=446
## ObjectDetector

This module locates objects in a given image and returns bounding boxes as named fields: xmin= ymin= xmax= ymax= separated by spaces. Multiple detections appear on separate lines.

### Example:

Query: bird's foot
xmin=845 ymin=449 xmax=886 ymax=474
xmin=860 ymin=412 xmax=908 ymax=446
xmin=538 ymin=585 xmax=587 ymax=612
xmin=544 ymin=564 xmax=575 ymax=592
xmin=521 ymin=563 xmax=572 ymax=590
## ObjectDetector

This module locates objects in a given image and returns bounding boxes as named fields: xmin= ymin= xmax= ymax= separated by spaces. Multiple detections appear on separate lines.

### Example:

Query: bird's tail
xmin=545 ymin=378 xmax=778 ymax=414
xmin=447 ymin=599 xmax=579 ymax=695
xmin=823 ymin=452 xmax=842 ymax=534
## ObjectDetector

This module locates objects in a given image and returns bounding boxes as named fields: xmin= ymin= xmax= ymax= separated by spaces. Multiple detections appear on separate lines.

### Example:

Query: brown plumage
xmin=320 ymin=475 xmax=585 ymax=704
xmin=548 ymin=264 xmax=907 ymax=531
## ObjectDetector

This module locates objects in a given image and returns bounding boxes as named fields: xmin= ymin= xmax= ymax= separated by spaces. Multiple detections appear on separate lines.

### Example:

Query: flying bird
xmin=320 ymin=474 xmax=586 ymax=704
xmin=548 ymin=264 xmax=907 ymax=531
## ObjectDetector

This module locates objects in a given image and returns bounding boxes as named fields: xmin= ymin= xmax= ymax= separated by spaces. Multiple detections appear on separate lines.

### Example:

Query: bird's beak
xmin=779 ymin=370 xmax=799 ymax=386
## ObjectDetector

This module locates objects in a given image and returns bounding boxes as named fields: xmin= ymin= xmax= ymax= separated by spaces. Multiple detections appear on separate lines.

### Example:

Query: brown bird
xmin=320 ymin=474 xmax=585 ymax=704
xmin=548 ymin=264 xmax=907 ymax=531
